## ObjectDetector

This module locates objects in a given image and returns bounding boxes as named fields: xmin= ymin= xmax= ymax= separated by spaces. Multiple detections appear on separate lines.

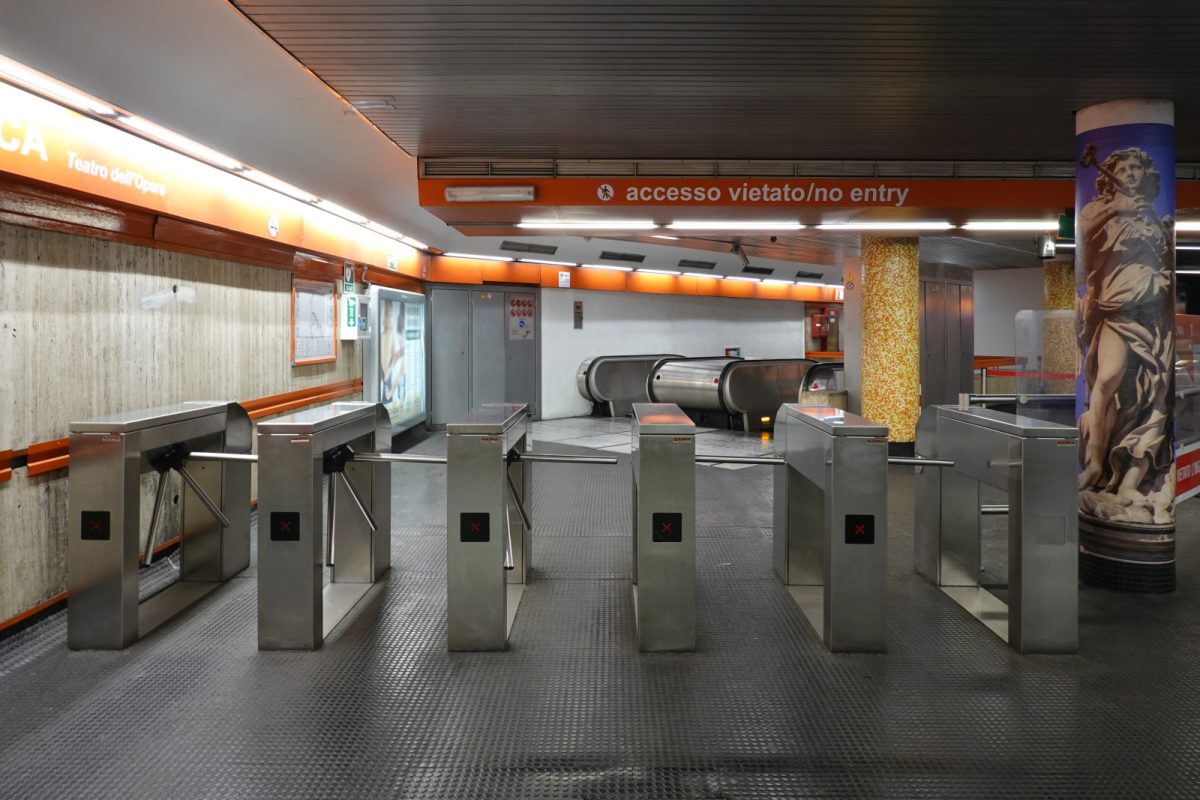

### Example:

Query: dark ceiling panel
xmin=235 ymin=1 xmax=1200 ymax=161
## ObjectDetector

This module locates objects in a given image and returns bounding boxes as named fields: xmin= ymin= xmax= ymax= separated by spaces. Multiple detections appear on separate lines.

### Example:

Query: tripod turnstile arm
xmin=505 ymin=470 xmax=532 ymax=531
xmin=187 ymin=451 xmax=259 ymax=463
xmin=889 ymin=457 xmax=956 ymax=467
xmin=337 ymin=471 xmax=378 ymax=533
xmin=516 ymin=452 xmax=618 ymax=465
xmin=695 ymin=454 xmax=785 ymax=465
xmin=176 ymin=465 xmax=232 ymax=529
xmin=350 ymin=452 xmax=448 ymax=465
xmin=142 ymin=469 xmax=171 ymax=566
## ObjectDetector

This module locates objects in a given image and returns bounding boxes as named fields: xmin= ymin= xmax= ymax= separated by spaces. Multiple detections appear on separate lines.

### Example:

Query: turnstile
xmin=914 ymin=405 xmax=1079 ymax=653
xmin=446 ymin=404 xmax=532 ymax=651
xmin=631 ymin=403 xmax=696 ymax=651
xmin=257 ymin=402 xmax=391 ymax=650
xmin=773 ymin=404 xmax=888 ymax=652
xmin=68 ymin=402 xmax=252 ymax=649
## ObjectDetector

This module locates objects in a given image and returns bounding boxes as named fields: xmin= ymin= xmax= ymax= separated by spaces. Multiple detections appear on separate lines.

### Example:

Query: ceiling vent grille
xmin=742 ymin=266 xmax=774 ymax=276
xmin=489 ymin=160 xmax=556 ymax=177
xmin=599 ymin=250 xmax=645 ymax=264
xmin=421 ymin=159 xmax=491 ymax=177
xmin=501 ymin=241 xmax=558 ymax=255
xmin=678 ymin=259 xmax=716 ymax=270
xmin=557 ymin=160 xmax=637 ymax=176
xmin=795 ymin=160 xmax=878 ymax=177
xmin=635 ymin=160 xmax=717 ymax=177
xmin=876 ymin=161 xmax=957 ymax=178
xmin=795 ymin=270 xmax=824 ymax=279
xmin=716 ymin=160 xmax=794 ymax=176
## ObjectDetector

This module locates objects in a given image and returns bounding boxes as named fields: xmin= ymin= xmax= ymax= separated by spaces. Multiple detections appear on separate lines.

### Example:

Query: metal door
xmin=431 ymin=288 xmax=469 ymax=425
xmin=944 ymin=283 xmax=962 ymax=402
xmin=429 ymin=286 xmax=541 ymax=425
xmin=922 ymin=282 xmax=947 ymax=407
xmin=504 ymin=291 xmax=538 ymax=413
xmin=471 ymin=291 xmax=506 ymax=406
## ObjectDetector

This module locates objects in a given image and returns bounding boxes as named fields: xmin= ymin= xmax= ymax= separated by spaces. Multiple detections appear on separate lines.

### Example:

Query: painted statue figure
xmin=1076 ymin=145 xmax=1175 ymax=524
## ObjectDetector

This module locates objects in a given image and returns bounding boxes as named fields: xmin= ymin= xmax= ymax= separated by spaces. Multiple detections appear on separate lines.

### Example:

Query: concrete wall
xmin=0 ymin=222 xmax=360 ymax=622
xmin=972 ymin=267 xmax=1045 ymax=356
xmin=540 ymin=287 xmax=807 ymax=419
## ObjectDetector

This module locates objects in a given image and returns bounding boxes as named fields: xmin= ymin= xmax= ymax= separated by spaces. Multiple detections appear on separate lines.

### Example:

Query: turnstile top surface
xmin=783 ymin=404 xmax=887 ymax=437
xmin=936 ymin=405 xmax=1079 ymax=438
xmin=70 ymin=401 xmax=232 ymax=433
xmin=632 ymin=403 xmax=695 ymax=434
xmin=257 ymin=401 xmax=380 ymax=434
xmin=446 ymin=403 xmax=528 ymax=435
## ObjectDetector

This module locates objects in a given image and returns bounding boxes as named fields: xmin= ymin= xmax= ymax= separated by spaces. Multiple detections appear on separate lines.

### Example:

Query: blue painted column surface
xmin=1075 ymin=99 xmax=1176 ymax=592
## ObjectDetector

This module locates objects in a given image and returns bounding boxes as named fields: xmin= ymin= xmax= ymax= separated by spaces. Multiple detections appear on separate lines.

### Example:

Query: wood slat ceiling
xmin=234 ymin=1 xmax=1200 ymax=161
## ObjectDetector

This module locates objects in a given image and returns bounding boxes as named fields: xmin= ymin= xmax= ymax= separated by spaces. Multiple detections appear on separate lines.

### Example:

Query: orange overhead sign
xmin=420 ymin=176 xmax=1079 ymax=210
xmin=420 ymin=177 xmax=1200 ymax=211
xmin=0 ymin=80 xmax=423 ymax=276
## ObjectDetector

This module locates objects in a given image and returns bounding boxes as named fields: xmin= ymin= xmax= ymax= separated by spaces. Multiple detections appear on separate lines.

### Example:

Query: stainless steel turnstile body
xmin=915 ymin=405 xmax=1079 ymax=653
xmin=631 ymin=403 xmax=696 ymax=651
xmin=446 ymin=404 xmax=532 ymax=651
xmin=68 ymin=402 xmax=252 ymax=649
xmin=257 ymin=402 xmax=391 ymax=650
xmin=773 ymin=404 xmax=888 ymax=652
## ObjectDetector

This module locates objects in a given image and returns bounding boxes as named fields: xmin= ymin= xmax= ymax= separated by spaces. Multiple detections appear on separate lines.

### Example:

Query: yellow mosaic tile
xmin=861 ymin=236 xmax=920 ymax=443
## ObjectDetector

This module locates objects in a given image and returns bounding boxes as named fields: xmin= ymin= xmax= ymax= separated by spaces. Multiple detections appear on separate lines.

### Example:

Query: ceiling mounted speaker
xmin=444 ymin=186 xmax=536 ymax=203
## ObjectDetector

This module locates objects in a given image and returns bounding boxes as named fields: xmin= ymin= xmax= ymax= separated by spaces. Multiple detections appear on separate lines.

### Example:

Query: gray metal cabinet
xmin=430 ymin=286 xmax=540 ymax=426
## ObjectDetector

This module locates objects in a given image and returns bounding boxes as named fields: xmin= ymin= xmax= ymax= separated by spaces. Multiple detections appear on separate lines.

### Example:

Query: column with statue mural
xmin=1075 ymin=99 xmax=1176 ymax=591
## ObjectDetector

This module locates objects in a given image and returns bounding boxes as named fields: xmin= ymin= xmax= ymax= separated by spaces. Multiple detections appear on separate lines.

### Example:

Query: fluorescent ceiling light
xmin=315 ymin=199 xmax=369 ymax=225
xmin=443 ymin=252 xmax=513 ymax=262
xmin=518 ymin=220 xmax=657 ymax=230
xmin=724 ymin=275 xmax=761 ymax=282
xmin=1057 ymin=242 xmax=1076 ymax=249
xmin=816 ymin=221 xmax=953 ymax=231
xmin=794 ymin=280 xmax=826 ymax=287
xmin=581 ymin=263 xmax=633 ymax=272
xmin=761 ymin=279 xmax=794 ymax=285
xmin=1178 ymin=245 xmax=1200 ymax=252
xmin=962 ymin=220 xmax=1058 ymax=232
xmin=1178 ymin=270 xmax=1200 ymax=275
xmin=363 ymin=223 xmax=427 ymax=251
xmin=0 ymin=56 xmax=115 ymax=116
xmin=637 ymin=268 xmax=682 ymax=276
xmin=364 ymin=221 xmax=403 ymax=239
xmin=119 ymin=115 xmax=242 ymax=170
xmin=669 ymin=221 xmax=804 ymax=231
xmin=1177 ymin=221 xmax=1200 ymax=232
xmin=241 ymin=169 xmax=315 ymax=203
xmin=651 ymin=234 xmax=680 ymax=240
xmin=519 ymin=258 xmax=577 ymax=267
xmin=683 ymin=272 xmax=717 ymax=278
xmin=444 ymin=185 xmax=535 ymax=203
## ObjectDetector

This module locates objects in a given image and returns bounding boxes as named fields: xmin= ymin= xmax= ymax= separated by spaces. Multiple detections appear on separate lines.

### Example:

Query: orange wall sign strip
xmin=0 ymin=81 xmax=423 ymax=276
xmin=0 ymin=449 xmax=13 ymax=483
xmin=421 ymin=177 xmax=1200 ymax=210
xmin=25 ymin=438 xmax=70 ymax=476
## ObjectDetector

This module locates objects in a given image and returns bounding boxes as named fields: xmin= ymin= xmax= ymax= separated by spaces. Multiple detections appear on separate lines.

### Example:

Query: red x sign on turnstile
xmin=469 ymin=522 xmax=482 ymax=533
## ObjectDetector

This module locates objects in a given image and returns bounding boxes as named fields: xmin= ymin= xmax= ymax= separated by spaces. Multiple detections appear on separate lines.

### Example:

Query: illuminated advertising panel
xmin=364 ymin=286 xmax=426 ymax=432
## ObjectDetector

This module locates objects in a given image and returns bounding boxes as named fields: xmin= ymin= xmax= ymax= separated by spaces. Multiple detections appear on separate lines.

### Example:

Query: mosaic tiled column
xmin=860 ymin=236 xmax=920 ymax=452
xmin=1075 ymin=99 xmax=1176 ymax=592
xmin=1043 ymin=261 xmax=1076 ymax=395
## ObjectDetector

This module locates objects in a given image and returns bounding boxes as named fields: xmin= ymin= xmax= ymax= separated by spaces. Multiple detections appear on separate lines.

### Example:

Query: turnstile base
xmin=139 ymin=580 xmax=224 ymax=639
xmin=940 ymin=586 xmax=1009 ymax=644
xmin=506 ymin=584 xmax=525 ymax=636
xmin=630 ymin=584 xmax=695 ymax=652
xmin=322 ymin=582 xmax=374 ymax=639
xmin=785 ymin=586 xmax=823 ymax=643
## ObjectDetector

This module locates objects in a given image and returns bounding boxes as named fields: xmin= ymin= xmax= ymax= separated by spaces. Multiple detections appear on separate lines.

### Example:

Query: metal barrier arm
xmin=513 ymin=452 xmax=619 ymax=465
xmin=888 ymin=457 xmax=956 ymax=467
xmin=695 ymin=454 xmax=785 ymax=465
